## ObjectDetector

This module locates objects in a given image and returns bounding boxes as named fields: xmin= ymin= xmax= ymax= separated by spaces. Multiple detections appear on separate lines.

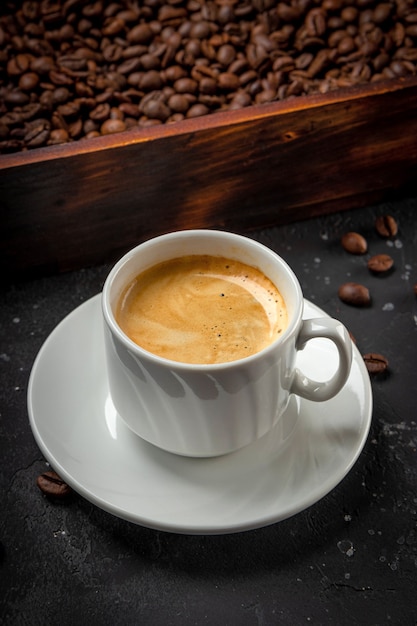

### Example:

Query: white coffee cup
xmin=102 ymin=230 xmax=352 ymax=457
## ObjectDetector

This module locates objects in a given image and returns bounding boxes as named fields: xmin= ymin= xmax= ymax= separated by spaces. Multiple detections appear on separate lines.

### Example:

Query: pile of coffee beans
xmin=1 ymin=0 xmax=417 ymax=153
xmin=338 ymin=213 xmax=406 ymax=375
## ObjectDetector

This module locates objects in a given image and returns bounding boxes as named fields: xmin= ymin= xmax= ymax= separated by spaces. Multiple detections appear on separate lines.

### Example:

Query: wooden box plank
xmin=1 ymin=76 xmax=417 ymax=279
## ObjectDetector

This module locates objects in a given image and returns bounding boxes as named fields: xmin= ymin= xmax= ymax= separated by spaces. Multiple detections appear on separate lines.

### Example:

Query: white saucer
xmin=28 ymin=295 xmax=372 ymax=535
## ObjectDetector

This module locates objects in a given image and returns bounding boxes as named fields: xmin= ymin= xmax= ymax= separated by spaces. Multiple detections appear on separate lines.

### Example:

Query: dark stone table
xmin=1 ymin=196 xmax=416 ymax=625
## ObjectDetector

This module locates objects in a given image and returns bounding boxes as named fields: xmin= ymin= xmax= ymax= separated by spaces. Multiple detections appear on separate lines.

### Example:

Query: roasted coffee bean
xmin=101 ymin=118 xmax=127 ymax=135
xmin=90 ymin=103 xmax=110 ymax=122
xmin=305 ymin=8 xmax=327 ymax=38
xmin=18 ymin=73 xmax=40 ymax=91
xmin=102 ymin=18 xmax=125 ymax=37
xmin=51 ymin=110 xmax=68 ymax=130
xmin=218 ymin=72 xmax=240 ymax=91
xmin=68 ymin=118 xmax=83 ymax=138
xmin=57 ymin=102 xmax=80 ymax=119
xmin=229 ymin=91 xmax=252 ymax=109
xmin=5 ymin=91 xmax=30 ymax=106
xmin=338 ymin=282 xmax=371 ymax=306
xmin=7 ymin=54 xmax=31 ymax=75
xmin=367 ymin=253 xmax=394 ymax=273
xmin=373 ymin=3 xmax=393 ymax=24
xmin=24 ymin=119 xmax=50 ymax=148
xmin=375 ymin=215 xmax=398 ymax=237
xmin=51 ymin=87 xmax=71 ymax=105
xmin=390 ymin=60 xmax=412 ymax=77
xmin=142 ymin=98 xmax=170 ymax=121
xmin=168 ymin=93 xmax=189 ymax=113
xmin=199 ymin=76 xmax=217 ymax=95
xmin=173 ymin=78 xmax=198 ymax=94
xmin=342 ymin=7 xmax=359 ymax=22
xmin=341 ymin=231 xmax=368 ymax=254
xmin=307 ymin=49 xmax=331 ymax=78
xmin=414 ymin=284 xmax=417 ymax=296
xmin=127 ymin=23 xmax=153 ymax=45
xmin=48 ymin=128 xmax=70 ymax=144
xmin=362 ymin=353 xmax=389 ymax=375
xmin=36 ymin=470 xmax=72 ymax=498
xmin=186 ymin=103 xmax=210 ymax=118
xmin=75 ymin=82 xmax=94 ymax=98
xmin=338 ymin=36 xmax=356 ymax=55
xmin=140 ymin=70 xmax=163 ymax=91
xmin=49 ymin=70 xmax=74 ymax=86
xmin=85 ymin=129 xmax=101 ymax=139
xmin=217 ymin=44 xmax=236 ymax=67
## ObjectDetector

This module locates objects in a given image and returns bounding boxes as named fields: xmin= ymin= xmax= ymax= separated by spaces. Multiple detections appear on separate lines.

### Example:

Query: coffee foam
xmin=116 ymin=255 xmax=288 ymax=364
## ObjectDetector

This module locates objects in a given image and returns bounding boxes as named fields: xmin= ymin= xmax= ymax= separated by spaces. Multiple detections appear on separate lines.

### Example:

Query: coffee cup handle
xmin=290 ymin=318 xmax=353 ymax=402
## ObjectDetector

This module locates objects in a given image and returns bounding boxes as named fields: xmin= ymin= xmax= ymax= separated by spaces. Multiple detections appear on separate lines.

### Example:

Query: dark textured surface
xmin=1 ymin=197 xmax=417 ymax=625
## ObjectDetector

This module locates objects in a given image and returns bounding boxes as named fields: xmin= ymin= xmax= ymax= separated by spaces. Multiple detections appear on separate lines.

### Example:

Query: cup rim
xmin=102 ymin=229 xmax=303 ymax=370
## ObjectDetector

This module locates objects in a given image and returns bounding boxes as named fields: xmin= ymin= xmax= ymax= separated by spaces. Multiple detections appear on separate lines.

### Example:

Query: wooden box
xmin=1 ymin=75 xmax=417 ymax=280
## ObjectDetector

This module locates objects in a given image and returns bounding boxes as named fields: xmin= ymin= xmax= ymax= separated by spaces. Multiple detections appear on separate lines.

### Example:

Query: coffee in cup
xmin=115 ymin=254 xmax=288 ymax=364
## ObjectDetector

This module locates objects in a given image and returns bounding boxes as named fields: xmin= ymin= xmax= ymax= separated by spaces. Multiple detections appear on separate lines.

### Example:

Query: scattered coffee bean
xmin=338 ymin=282 xmax=371 ymax=306
xmin=362 ymin=352 xmax=389 ymax=375
xmin=367 ymin=253 xmax=394 ymax=273
xmin=341 ymin=231 xmax=368 ymax=254
xmin=36 ymin=470 xmax=72 ymax=499
xmin=414 ymin=284 xmax=417 ymax=295
xmin=375 ymin=215 xmax=398 ymax=238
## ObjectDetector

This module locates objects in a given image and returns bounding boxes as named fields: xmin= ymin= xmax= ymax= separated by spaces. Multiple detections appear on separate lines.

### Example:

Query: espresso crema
xmin=116 ymin=255 xmax=288 ymax=364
